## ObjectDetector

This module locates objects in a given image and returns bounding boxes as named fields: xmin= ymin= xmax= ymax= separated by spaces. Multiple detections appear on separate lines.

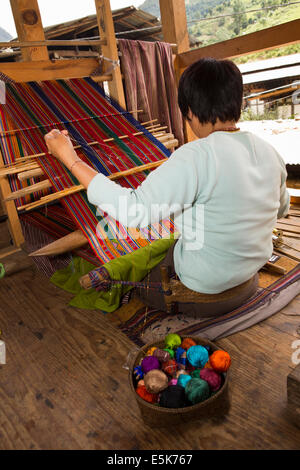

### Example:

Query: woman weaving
xmin=44 ymin=57 xmax=290 ymax=316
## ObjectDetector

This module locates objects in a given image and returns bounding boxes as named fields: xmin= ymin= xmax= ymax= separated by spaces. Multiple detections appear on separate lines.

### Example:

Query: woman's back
xmin=173 ymin=131 xmax=289 ymax=293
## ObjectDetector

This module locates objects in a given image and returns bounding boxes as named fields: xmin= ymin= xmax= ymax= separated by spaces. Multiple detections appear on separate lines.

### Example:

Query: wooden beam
xmin=159 ymin=0 xmax=194 ymax=143
xmin=0 ymin=58 xmax=106 ymax=82
xmin=159 ymin=0 xmax=189 ymax=55
xmin=0 ymin=39 xmax=107 ymax=48
xmin=94 ymin=0 xmax=126 ymax=108
xmin=178 ymin=19 xmax=300 ymax=69
xmin=10 ymin=0 xmax=48 ymax=61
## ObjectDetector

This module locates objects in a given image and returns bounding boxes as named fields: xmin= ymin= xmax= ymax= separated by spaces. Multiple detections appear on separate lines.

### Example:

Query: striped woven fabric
xmin=0 ymin=78 xmax=175 ymax=264
xmin=121 ymin=263 xmax=300 ymax=346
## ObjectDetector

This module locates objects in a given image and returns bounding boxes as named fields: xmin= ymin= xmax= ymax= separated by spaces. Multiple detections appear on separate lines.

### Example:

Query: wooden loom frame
xmin=0 ymin=0 xmax=300 ymax=259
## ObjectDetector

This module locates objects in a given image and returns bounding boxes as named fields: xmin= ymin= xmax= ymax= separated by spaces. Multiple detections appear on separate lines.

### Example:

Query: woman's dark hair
xmin=178 ymin=57 xmax=243 ymax=124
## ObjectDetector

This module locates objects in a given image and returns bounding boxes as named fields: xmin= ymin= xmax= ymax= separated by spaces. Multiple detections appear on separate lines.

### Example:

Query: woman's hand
xmin=44 ymin=129 xmax=78 ymax=168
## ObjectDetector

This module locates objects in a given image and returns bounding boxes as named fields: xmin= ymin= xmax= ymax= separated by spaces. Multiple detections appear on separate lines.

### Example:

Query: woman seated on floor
xmin=44 ymin=57 xmax=290 ymax=317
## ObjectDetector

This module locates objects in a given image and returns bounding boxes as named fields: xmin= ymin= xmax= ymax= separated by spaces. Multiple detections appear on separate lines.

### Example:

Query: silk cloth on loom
xmin=0 ymin=78 xmax=175 ymax=265
xmin=118 ymin=39 xmax=184 ymax=146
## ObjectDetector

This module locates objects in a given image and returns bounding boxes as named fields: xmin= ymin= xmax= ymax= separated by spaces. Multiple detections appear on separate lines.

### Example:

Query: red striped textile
xmin=0 ymin=78 xmax=175 ymax=265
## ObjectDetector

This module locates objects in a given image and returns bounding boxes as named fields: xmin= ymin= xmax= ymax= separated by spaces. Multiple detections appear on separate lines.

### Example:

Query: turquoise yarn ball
xmin=187 ymin=345 xmax=209 ymax=368
xmin=177 ymin=374 xmax=192 ymax=389
xmin=185 ymin=378 xmax=210 ymax=405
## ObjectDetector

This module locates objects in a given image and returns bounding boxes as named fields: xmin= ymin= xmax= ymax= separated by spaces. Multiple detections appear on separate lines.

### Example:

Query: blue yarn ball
xmin=187 ymin=345 xmax=209 ymax=368
xmin=133 ymin=365 xmax=144 ymax=380
xmin=177 ymin=374 xmax=192 ymax=389
xmin=175 ymin=347 xmax=187 ymax=366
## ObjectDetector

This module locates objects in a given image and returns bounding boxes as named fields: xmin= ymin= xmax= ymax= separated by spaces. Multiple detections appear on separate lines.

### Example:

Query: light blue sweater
xmin=87 ymin=131 xmax=290 ymax=293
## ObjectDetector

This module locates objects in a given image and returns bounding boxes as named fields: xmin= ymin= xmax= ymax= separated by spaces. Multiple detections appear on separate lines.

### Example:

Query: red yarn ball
xmin=136 ymin=385 xmax=158 ymax=404
xmin=181 ymin=338 xmax=197 ymax=350
xmin=199 ymin=368 xmax=222 ymax=392
xmin=162 ymin=359 xmax=178 ymax=376
xmin=209 ymin=350 xmax=231 ymax=372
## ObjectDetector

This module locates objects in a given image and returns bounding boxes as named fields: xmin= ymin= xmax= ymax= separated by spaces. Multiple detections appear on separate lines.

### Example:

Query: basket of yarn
xmin=129 ymin=334 xmax=231 ymax=427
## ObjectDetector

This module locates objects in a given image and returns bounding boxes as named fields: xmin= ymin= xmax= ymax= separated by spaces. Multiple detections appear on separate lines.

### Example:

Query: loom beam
xmin=29 ymin=230 xmax=87 ymax=257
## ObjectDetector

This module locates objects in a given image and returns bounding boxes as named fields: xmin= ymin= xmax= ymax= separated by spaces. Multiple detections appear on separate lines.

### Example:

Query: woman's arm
xmin=44 ymin=129 xmax=204 ymax=227
xmin=44 ymin=129 xmax=97 ymax=188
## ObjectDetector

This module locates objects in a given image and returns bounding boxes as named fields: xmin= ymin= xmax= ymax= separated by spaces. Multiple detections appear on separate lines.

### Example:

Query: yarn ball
xmin=141 ymin=355 xmax=160 ymax=374
xmin=163 ymin=348 xmax=175 ymax=359
xmin=144 ymin=369 xmax=169 ymax=394
xmin=133 ymin=365 xmax=144 ymax=380
xmin=176 ymin=369 xmax=189 ymax=379
xmin=169 ymin=378 xmax=178 ymax=386
xmin=177 ymin=374 xmax=192 ymax=389
xmin=175 ymin=347 xmax=187 ymax=368
xmin=165 ymin=333 xmax=182 ymax=350
xmin=204 ymin=359 xmax=213 ymax=369
xmin=209 ymin=350 xmax=231 ymax=372
xmin=136 ymin=385 xmax=158 ymax=404
xmin=181 ymin=337 xmax=197 ymax=350
xmin=191 ymin=369 xmax=201 ymax=378
xmin=186 ymin=345 xmax=209 ymax=369
xmin=159 ymin=385 xmax=186 ymax=408
xmin=137 ymin=380 xmax=145 ymax=387
xmin=199 ymin=368 xmax=222 ymax=392
xmin=162 ymin=359 xmax=178 ymax=376
xmin=185 ymin=378 xmax=210 ymax=405
xmin=153 ymin=348 xmax=170 ymax=363
xmin=146 ymin=346 xmax=157 ymax=356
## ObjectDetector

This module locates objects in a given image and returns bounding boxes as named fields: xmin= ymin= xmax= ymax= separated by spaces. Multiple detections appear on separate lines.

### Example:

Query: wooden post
xmin=0 ymin=150 xmax=24 ymax=247
xmin=10 ymin=0 xmax=48 ymax=61
xmin=94 ymin=0 xmax=126 ymax=108
xmin=159 ymin=0 xmax=197 ymax=142
xmin=159 ymin=0 xmax=189 ymax=55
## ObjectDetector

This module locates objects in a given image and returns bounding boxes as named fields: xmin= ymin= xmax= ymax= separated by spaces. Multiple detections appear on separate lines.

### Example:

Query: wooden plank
xmin=94 ymin=0 xmax=126 ymax=108
xmin=0 ymin=58 xmax=100 ymax=82
xmin=178 ymin=19 xmax=300 ymax=69
xmin=10 ymin=0 xmax=48 ymax=61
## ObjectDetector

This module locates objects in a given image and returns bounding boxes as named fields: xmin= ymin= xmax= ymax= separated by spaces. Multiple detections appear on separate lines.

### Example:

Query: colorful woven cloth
xmin=120 ymin=263 xmax=300 ymax=346
xmin=0 ymin=78 xmax=175 ymax=264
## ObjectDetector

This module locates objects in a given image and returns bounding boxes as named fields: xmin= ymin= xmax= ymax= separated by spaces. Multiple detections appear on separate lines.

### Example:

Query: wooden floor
xmin=0 ymin=228 xmax=300 ymax=449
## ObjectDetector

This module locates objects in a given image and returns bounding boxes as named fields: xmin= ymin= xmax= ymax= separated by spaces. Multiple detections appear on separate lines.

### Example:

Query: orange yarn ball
xmin=181 ymin=338 xmax=197 ymax=350
xmin=136 ymin=385 xmax=158 ymax=404
xmin=209 ymin=350 xmax=231 ymax=372
xmin=204 ymin=359 xmax=212 ymax=369
xmin=146 ymin=347 xmax=157 ymax=356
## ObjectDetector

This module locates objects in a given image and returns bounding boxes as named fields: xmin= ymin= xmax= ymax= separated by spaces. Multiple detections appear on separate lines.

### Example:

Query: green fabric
xmin=50 ymin=235 xmax=176 ymax=312
xmin=0 ymin=264 xmax=5 ymax=279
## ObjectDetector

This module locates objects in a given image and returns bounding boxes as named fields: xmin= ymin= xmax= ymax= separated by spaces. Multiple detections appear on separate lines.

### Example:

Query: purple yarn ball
xmin=199 ymin=368 xmax=222 ymax=392
xmin=141 ymin=355 xmax=160 ymax=373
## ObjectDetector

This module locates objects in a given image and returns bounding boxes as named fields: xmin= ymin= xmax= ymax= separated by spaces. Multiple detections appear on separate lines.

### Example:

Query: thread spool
xmin=209 ymin=350 xmax=231 ymax=372
xmin=186 ymin=345 xmax=209 ymax=369
xmin=185 ymin=378 xmax=210 ymax=405
xmin=144 ymin=369 xmax=169 ymax=394
xmin=159 ymin=385 xmax=186 ymax=408
xmin=141 ymin=356 xmax=160 ymax=374
xmin=165 ymin=333 xmax=181 ymax=350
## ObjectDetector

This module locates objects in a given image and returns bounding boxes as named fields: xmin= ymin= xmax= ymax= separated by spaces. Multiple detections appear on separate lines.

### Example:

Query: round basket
xmin=129 ymin=336 xmax=231 ymax=427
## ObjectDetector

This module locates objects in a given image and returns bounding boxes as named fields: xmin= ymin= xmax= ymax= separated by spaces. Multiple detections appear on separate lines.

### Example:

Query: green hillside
xmin=138 ymin=0 xmax=300 ymax=62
